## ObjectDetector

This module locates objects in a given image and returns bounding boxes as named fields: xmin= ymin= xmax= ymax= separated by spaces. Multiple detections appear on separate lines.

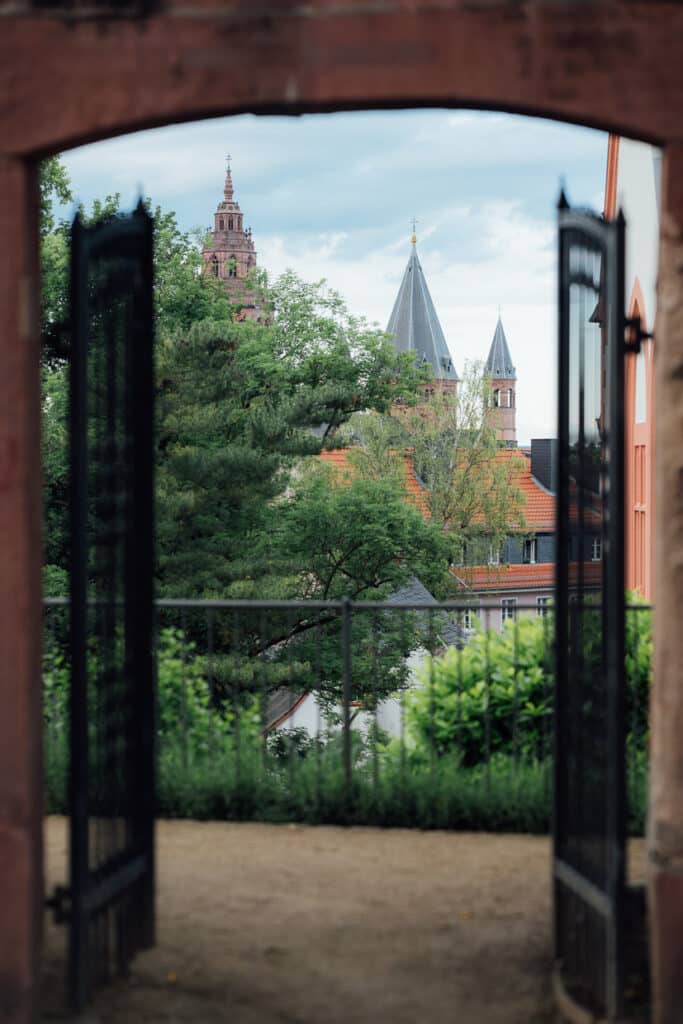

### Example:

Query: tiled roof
xmin=452 ymin=560 xmax=602 ymax=593
xmin=319 ymin=447 xmax=430 ymax=517
xmin=320 ymin=446 xmax=557 ymax=532
xmin=490 ymin=448 xmax=555 ymax=530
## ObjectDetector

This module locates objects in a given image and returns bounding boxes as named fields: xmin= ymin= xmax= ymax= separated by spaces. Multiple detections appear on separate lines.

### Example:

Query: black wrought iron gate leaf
xmin=554 ymin=195 xmax=628 ymax=1020
xmin=64 ymin=203 xmax=156 ymax=1010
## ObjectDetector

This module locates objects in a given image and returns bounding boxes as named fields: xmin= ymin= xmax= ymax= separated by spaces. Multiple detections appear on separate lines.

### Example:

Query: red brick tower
xmin=202 ymin=156 xmax=261 ymax=319
xmin=485 ymin=315 xmax=517 ymax=446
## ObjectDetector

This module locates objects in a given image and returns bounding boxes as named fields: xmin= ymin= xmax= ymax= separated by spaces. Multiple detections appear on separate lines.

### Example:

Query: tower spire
xmin=411 ymin=216 xmax=418 ymax=245
xmin=485 ymin=315 xmax=517 ymax=446
xmin=224 ymin=154 xmax=234 ymax=202
xmin=203 ymin=154 xmax=261 ymax=320
xmin=386 ymin=240 xmax=458 ymax=386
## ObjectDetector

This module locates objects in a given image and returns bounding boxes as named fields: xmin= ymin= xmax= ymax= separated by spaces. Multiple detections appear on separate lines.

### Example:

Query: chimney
xmin=530 ymin=439 xmax=558 ymax=493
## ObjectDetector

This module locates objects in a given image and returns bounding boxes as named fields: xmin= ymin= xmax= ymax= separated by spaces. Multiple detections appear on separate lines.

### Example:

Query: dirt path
xmin=43 ymin=817 xmax=633 ymax=1023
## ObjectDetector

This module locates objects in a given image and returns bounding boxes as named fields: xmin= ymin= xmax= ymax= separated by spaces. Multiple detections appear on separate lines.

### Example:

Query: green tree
xmin=348 ymin=362 xmax=527 ymax=572
xmin=156 ymin=281 xmax=434 ymax=601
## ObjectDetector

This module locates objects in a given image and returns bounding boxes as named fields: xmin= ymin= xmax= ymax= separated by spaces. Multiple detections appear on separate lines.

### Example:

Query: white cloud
xmin=59 ymin=109 xmax=607 ymax=445
xmin=259 ymin=199 xmax=556 ymax=443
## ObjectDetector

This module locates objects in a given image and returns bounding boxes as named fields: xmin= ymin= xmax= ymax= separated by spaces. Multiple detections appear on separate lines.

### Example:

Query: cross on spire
xmin=226 ymin=153 xmax=232 ymax=172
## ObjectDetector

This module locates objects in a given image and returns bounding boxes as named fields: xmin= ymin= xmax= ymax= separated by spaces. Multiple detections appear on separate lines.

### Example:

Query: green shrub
xmin=406 ymin=615 xmax=553 ymax=766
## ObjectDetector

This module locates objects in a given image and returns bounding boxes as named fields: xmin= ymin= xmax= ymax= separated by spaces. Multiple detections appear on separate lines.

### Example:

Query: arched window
xmin=228 ymin=256 xmax=237 ymax=278
xmin=228 ymin=217 xmax=233 ymax=231
xmin=219 ymin=217 xmax=224 ymax=231
xmin=493 ymin=389 xmax=500 ymax=407
xmin=211 ymin=255 xmax=219 ymax=278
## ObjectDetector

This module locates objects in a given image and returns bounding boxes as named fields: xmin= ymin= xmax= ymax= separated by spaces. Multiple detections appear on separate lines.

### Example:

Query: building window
xmin=536 ymin=597 xmax=550 ymax=617
xmin=591 ymin=537 xmax=602 ymax=561
xmin=500 ymin=389 xmax=510 ymax=408
xmin=219 ymin=217 xmax=224 ymax=231
xmin=493 ymin=389 xmax=500 ymax=407
xmin=228 ymin=256 xmax=237 ymax=278
xmin=523 ymin=537 xmax=537 ymax=564
xmin=211 ymin=255 xmax=219 ymax=278
xmin=502 ymin=599 xmax=517 ymax=622
xmin=462 ymin=605 xmax=479 ymax=630
xmin=488 ymin=544 xmax=500 ymax=566
xmin=228 ymin=217 xmax=234 ymax=230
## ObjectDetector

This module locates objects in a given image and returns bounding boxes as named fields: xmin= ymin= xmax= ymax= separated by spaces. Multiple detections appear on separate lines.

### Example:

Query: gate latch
xmin=624 ymin=315 xmax=653 ymax=355
xmin=45 ymin=885 xmax=72 ymax=924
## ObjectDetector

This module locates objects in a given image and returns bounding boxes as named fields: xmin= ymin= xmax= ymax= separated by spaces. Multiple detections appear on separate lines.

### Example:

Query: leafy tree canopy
xmin=344 ymin=362 xmax=527 ymax=571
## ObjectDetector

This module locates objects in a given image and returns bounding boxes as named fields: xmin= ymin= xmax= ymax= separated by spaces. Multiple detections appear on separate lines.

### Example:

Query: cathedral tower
xmin=202 ymin=157 xmax=260 ymax=320
xmin=485 ymin=315 xmax=517 ymax=446
xmin=386 ymin=231 xmax=459 ymax=394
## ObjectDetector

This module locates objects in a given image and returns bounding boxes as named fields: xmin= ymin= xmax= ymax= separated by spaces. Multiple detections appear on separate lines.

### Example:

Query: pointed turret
xmin=485 ymin=316 xmax=516 ymax=379
xmin=485 ymin=315 xmax=517 ymax=446
xmin=386 ymin=236 xmax=459 ymax=387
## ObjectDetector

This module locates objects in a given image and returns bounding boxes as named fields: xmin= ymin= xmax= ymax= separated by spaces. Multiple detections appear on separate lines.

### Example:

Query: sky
xmin=60 ymin=110 xmax=609 ymax=444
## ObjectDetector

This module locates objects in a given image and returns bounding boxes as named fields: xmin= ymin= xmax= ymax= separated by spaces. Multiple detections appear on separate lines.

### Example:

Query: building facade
xmin=604 ymin=135 xmax=659 ymax=601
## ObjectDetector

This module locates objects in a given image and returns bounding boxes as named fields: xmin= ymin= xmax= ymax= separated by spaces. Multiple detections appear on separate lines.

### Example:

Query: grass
xmin=42 ymin=732 xmax=649 ymax=835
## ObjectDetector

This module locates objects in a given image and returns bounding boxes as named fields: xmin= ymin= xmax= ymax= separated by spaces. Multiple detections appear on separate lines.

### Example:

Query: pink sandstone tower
xmin=202 ymin=156 xmax=261 ymax=320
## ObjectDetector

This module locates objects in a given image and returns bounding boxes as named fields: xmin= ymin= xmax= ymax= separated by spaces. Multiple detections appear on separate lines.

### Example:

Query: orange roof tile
xmin=319 ymin=446 xmax=557 ymax=531
xmin=452 ymin=561 xmax=602 ymax=593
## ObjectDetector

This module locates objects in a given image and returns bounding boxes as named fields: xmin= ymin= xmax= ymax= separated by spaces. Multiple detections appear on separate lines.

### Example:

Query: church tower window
xmin=219 ymin=217 xmax=224 ymax=231
xmin=228 ymin=256 xmax=237 ymax=278
xmin=228 ymin=217 xmax=234 ymax=230
xmin=211 ymin=255 xmax=219 ymax=278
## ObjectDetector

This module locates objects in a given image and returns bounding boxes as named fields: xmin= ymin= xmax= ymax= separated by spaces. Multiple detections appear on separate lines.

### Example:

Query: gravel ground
xmin=42 ymin=817 xmax=644 ymax=1023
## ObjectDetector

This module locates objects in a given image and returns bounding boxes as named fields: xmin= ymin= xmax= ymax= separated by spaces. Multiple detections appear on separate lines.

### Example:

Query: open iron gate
xmin=554 ymin=195 xmax=630 ymax=1019
xmin=50 ymin=203 xmax=156 ymax=1010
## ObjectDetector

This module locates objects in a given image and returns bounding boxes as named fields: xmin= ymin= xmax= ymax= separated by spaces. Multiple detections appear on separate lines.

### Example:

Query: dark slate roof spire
xmin=386 ymin=240 xmax=459 ymax=381
xmin=485 ymin=316 xmax=516 ymax=379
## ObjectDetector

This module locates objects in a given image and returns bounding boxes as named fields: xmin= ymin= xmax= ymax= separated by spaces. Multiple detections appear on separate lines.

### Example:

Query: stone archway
xmin=2 ymin=4 xmax=683 ymax=1022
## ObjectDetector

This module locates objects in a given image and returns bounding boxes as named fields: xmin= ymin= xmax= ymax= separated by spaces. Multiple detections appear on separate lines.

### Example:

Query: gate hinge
xmin=624 ymin=315 xmax=654 ymax=355
xmin=45 ymin=884 xmax=72 ymax=924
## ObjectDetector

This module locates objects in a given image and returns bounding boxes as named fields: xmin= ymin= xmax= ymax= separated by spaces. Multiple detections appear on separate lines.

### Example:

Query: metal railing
xmin=42 ymin=597 xmax=651 ymax=833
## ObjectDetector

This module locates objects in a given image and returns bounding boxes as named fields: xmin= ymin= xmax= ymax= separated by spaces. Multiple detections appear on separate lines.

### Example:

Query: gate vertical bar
xmin=604 ymin=210 xmax=627 ymax=1019
xmin=342 ymin=597 xmax=352 ymax=799
xmin=126 ymin=202 xmax=156 ymax=951
xmin=68 ymin=212 xmax=90 ymax=1012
